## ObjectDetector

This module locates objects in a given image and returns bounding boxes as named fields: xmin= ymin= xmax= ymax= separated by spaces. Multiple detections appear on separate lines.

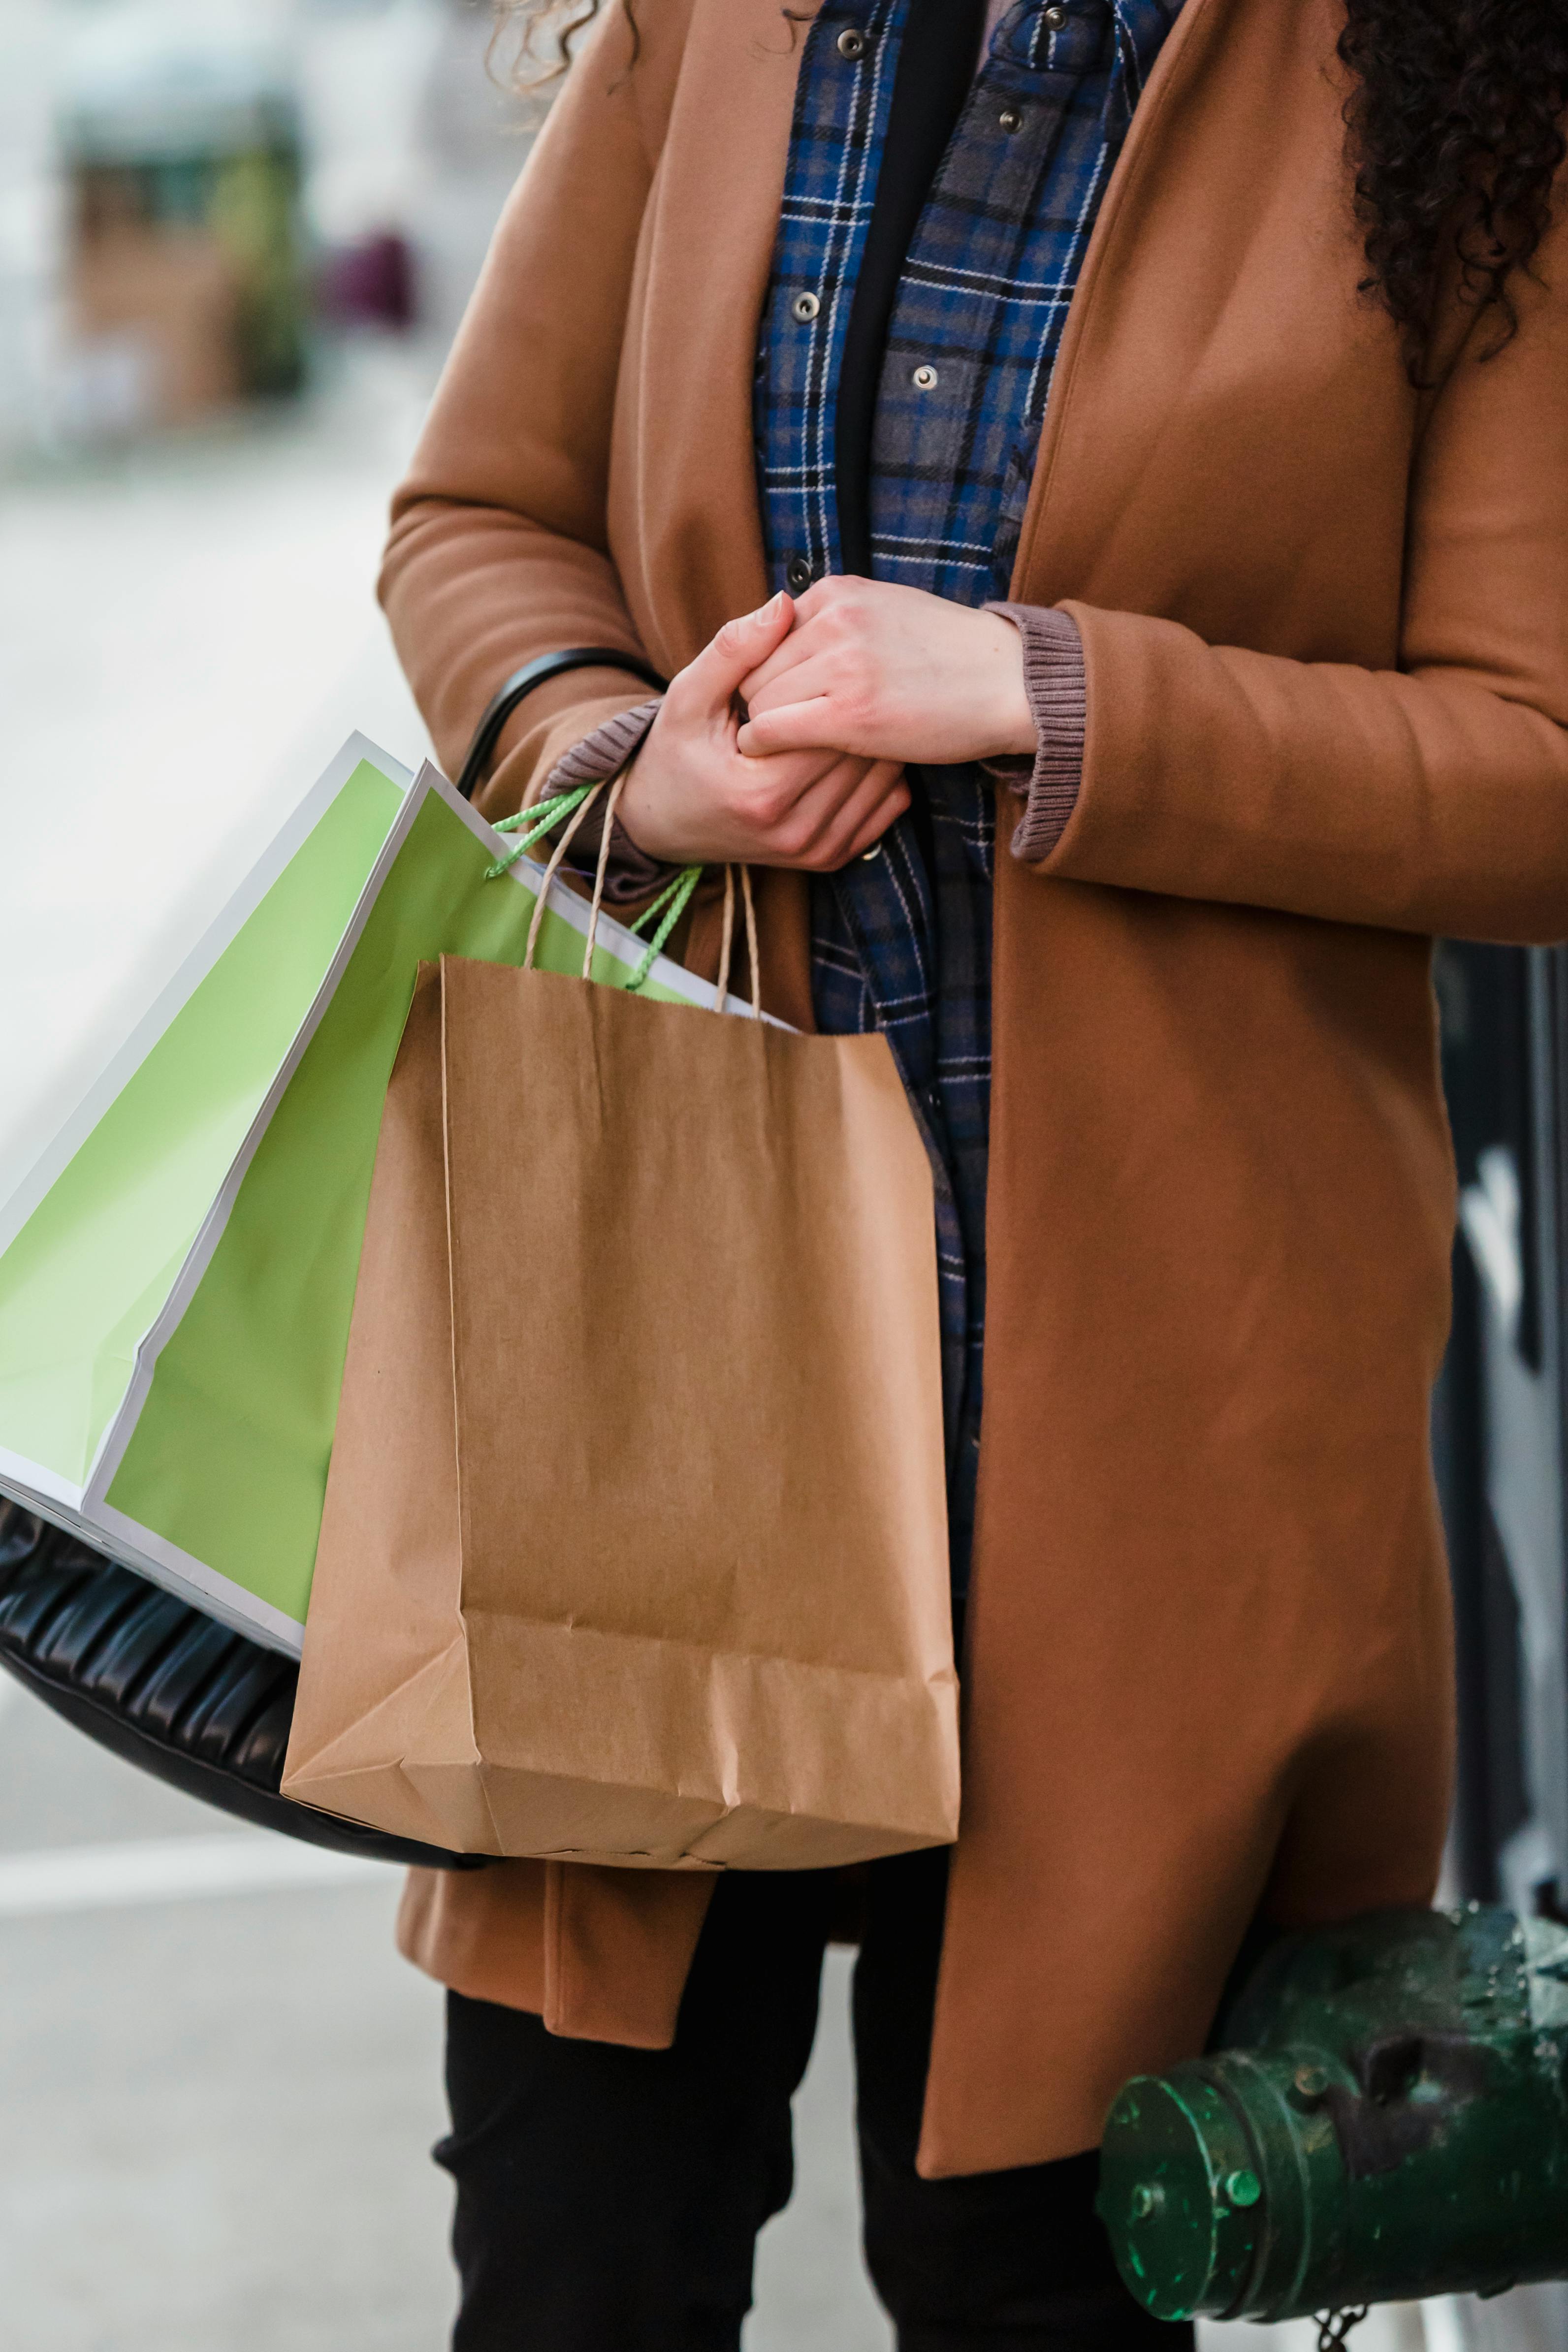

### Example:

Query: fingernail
xmin=752 ymin=591 xmax=785 ymax=624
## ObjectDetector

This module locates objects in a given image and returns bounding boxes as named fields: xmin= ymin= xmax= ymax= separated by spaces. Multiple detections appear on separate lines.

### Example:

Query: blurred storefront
xmin=62 ymin=9 xmax=307 ymax=433
xmin=0 ymin=0 xmax=535 ymax=464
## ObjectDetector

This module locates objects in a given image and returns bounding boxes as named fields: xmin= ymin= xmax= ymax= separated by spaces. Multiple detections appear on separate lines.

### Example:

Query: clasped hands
xmin=616 ymin=577 xmax=1037 ymax=870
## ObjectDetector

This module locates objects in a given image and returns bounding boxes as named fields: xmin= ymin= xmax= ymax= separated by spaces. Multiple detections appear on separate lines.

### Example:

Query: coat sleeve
xmin=1034 ymin=209 xmax=1568 ymax=945
xmin=378 ymin=0 xmax=690 ymax=819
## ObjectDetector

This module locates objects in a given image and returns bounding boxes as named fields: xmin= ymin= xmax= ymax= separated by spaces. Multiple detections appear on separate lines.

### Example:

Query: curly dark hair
xmin=1338 ymin=0 xmax=1568 ymax=370
xmin=498 ymin=0 xmax=1567 ymax=364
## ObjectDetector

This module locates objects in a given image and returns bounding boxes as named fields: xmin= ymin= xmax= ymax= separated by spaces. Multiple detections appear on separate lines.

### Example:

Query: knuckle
xmin=775 ymin=814 xmax=817 ymax=859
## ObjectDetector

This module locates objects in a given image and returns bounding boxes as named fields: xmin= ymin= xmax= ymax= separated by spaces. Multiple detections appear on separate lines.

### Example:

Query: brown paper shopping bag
xmin=284 ymin=829 xmax=958 ymax=1870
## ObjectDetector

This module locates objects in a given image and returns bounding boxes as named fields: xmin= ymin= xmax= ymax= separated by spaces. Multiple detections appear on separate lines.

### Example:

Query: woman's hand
xmin=735 ymin=576 xmax=1037 ymax=767
xmin=616 ymin=592 xmax=909 ymax=867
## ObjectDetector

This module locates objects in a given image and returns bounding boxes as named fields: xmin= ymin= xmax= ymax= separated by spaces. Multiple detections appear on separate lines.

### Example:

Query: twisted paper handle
xmin=490 ymin=775 xmax=755 ymax=1013
xmin=711 ymin=863 xmax=761 ymax=1019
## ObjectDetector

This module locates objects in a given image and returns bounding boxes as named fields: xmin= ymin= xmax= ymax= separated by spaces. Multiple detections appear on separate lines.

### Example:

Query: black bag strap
xmin=455 ymin=646 xmax=667 ymax=801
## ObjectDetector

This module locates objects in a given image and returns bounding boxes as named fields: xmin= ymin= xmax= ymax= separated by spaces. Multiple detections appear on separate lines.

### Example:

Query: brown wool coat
xmin=377 ymin=0 xmax=1568 ymax=2176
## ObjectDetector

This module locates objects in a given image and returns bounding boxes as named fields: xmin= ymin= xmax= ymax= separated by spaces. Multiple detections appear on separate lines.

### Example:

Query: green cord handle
xmin=483 ymin=785 xmax=703 ymax=994
xmin=483 ymin=787 xmax=595 ymax=878
xmin=625 ymin=865 xmax=704 ymax=991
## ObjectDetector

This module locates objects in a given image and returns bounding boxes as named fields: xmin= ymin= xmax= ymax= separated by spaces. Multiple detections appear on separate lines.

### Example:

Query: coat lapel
xmin=1008 ymin=0 xmax=1228 ymax=607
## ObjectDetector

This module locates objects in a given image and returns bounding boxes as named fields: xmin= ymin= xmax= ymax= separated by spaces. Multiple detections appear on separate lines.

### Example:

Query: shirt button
xmin=1042 ymin=2 xmax=1068 ymax=23
xmin=791 ymin=289 xmax=821 ymax=322
xmin=912 ymin=363 xmax=938 ymax=390
xmin=998 ymin=104 xmax=1023 ymax=133
xmin=786 ymin=554 xmax=814 ymax=593
xmin=836 ymin=26 xmax=868 ymax=58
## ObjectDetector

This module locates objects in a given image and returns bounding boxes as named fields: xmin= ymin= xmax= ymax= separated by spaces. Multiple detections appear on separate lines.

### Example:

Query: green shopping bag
xmin=0 ymin=739 xmax=713 ymax=1653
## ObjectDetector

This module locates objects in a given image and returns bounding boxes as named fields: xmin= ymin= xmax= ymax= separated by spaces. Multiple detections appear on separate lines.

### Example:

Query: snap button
xmin=791 ymin=290 xmax=821 ymax=322
xmin=1042 ymin=2 xmax=1068 ymax=23
xmin=998 ymin=104 xmax=1023 ymax=133
xmin=911 ymin=363 xmax=938 ymax=391
xmin=786 ymin=554 xmax=814 ymax=593
xmin=836 ymin=26 xmax=868 ymax=58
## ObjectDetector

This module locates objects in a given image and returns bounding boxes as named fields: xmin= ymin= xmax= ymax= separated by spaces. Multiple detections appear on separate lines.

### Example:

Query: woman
xmin=380 ymin=0 xmax=1568 ymax=2342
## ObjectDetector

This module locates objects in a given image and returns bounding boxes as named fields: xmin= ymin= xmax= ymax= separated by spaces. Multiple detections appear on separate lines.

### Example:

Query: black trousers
xmin=436 ymin=1847 xmax=1190 ymax=2352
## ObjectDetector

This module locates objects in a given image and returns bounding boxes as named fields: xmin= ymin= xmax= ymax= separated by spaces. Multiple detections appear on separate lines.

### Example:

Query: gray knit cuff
xmin=538 ymin=698 xmax=668 ymax=904
xmin=981 ymin=603 xmax=1086 ymax=863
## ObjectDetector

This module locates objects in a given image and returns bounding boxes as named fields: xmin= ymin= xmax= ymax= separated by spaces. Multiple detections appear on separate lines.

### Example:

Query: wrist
xmin=980 ymin=610 xmax=1039 ymax=757
xmin=610 ymin=710 xmax=677 ymax=859
xmin=614 ymin=783 xmax=670 ymax=862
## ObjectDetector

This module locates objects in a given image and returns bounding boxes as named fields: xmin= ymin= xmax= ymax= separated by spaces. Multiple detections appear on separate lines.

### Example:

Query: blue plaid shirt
xmin=753 ymin=0 xmax=1180 ymax=1591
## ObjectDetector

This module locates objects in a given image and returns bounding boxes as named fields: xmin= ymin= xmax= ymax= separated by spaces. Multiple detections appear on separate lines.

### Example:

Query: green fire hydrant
xmin=1098 ymin=1905 xmax=1568 ymax=2322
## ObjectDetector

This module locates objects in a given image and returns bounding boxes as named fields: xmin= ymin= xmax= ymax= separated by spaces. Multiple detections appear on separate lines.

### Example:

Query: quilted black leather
xmin=0 ymin=1502 xmax=483 ymax=1872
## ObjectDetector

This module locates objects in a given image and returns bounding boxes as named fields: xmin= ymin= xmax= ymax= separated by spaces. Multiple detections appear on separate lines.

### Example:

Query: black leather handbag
xmin=0 ymin=1501 xmax=481 ymax=1869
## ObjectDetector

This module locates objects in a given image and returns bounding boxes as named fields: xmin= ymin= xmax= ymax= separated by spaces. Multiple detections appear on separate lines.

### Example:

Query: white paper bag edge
xmin=0 ymin=731 xmax=414 ymax=1264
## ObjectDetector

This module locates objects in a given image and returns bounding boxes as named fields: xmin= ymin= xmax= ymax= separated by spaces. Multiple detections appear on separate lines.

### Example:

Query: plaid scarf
xmin=753 ymin=0 xmax=1180 ymax=1591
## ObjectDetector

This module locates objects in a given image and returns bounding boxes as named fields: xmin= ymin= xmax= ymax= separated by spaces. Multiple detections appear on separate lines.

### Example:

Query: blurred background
xmin=0 ymin=0 xmax=516 ymax=1361
xmin=0 ymin=6 xmax=1545 ymax=2351
xmin=1 ymin=0 xmax=529 ymax=460
xmin=0 ymin=9 xmax=499 ymax=2351
xmin=0 ymin=0 xmax=521 ymax=857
